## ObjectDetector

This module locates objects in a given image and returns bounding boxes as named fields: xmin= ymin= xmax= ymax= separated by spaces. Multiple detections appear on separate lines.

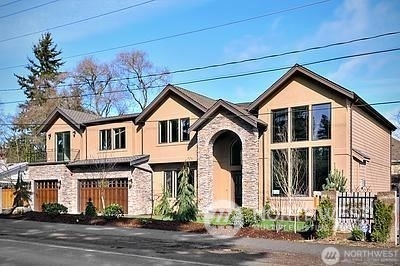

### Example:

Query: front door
xmin=231 ymin=171 xmax=242 ymax=207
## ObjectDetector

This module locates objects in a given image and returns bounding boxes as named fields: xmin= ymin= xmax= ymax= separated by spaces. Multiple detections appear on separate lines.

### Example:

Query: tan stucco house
xmin=28 ymin=64 xmax=396 ymax=215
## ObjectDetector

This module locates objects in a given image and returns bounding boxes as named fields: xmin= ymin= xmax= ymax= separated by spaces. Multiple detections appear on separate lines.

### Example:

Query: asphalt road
xmin=0 ymin=218 xmax=398 ymax=265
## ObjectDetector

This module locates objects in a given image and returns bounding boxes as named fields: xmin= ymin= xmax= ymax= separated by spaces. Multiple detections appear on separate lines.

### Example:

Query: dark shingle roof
xmin=67 ymin=155 xmax=149 ymax=167
xmin=58 ymin=107 xmax=100 ymax=124
xmin=172 ymin=85 xmax=216 ymax=109
xmin=84 ymin=113 xmax=139 ymax=125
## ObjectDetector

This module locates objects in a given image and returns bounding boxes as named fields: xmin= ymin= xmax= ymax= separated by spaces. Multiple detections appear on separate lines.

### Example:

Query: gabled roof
xmin=190 ymin=99 xmax=267 ymax=132
xmin=248 ymin=64 xmax=396 ymax=131
xmin=135 ymin=84 xmax=216 ymax=124
xmin=39 ymin=107 xmax=100 ymax=133
xmin=83 ymin=113 xmax=139 ymax=126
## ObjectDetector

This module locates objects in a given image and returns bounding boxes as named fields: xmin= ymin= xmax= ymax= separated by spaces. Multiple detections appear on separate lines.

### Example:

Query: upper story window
xmin=312 ymin=103 xmax=331 ymax=140
xmin=159 ymin=118 xmax=190 ymax=144
xmin=272 ymin=108 xmax=288 ymax=143
xmin=99 ymin=127 xmax=126 ymax=151
xmin=114 ymin=127 xmax=126 ymax=149
xmin=292 ymin=106 xmax=308 ymax=141
xmin=56 ymin=131 xmax=71 ymax=161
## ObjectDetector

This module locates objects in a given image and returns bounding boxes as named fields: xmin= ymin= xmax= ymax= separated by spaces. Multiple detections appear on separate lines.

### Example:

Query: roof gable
xmin=190 ymin=99 xmax=267 ymax=132
xmin=39 ymin=107 xmax=100 ymax=133
xmin=248 ymin=64 xmax=396 ymax=131
xmin=135 ymin=84 xmax=216 ymax=124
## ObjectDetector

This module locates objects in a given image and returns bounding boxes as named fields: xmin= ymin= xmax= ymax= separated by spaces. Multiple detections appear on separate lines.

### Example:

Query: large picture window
xmin=272 ymin=108 xmax=288 ymax=143
xmin=292 ymin=106 xmax=308 ymax=141
xmin=312 ymin=146 xmax=331 ymax=191
xmin=159 ymin=118 xmax=191 ymax=144
xmin=272 ymin=148 xmax=309 ymax=196
xmin=312 ymin=103 xmax=331 ymax=140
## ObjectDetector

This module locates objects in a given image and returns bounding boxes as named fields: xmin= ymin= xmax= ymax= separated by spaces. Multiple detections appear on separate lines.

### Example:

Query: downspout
xmin=262 ymin=131 xmax=266 ymax=207
xmin=85 ymin=128 xmax=88 ymax=160
xmin=349 ymin=100 xmax=355 ymax=193
xmin=141 ymin=126 xmax=144 ymax=155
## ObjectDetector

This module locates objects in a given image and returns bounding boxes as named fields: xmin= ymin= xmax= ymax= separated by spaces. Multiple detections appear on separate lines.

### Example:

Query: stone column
xmin=241 ymin=130 xmax=259 ymax=210
xmin=376 ymin=191 xmax=397 ymax=245
xmin=129 ymin=165 xmax=152 ymax=215
xmin=197 ymin=130 xmax=213 ymax=213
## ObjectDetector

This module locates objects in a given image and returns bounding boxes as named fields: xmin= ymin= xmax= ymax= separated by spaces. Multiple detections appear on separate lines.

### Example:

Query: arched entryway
xmin=212 ymin=130 xmax=242 ymax=207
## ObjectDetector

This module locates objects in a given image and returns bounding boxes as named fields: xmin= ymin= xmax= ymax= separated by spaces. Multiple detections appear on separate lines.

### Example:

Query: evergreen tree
xmin=14 ymin=32 xmax=64 ymax=106
xmin=154 ymin=188 xmax=172 ymax=219
xmin=172 ymin=164 xmax=198 ymax=222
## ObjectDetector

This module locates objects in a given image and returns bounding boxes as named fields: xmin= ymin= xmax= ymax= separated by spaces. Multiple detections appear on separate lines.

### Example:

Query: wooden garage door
xmin=35 ymin=180 xmax=58 ymax=211
xmin=1 ymin=188 xmax=14 ymax=209
xmin=79 ymin=178 xmax=128 ymax=214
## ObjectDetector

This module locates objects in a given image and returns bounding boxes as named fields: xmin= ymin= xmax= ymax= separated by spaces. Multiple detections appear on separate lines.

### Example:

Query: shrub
xmin=323 ymin=167 xmax=347 ymax=192
xmin=315 ymin=198 xmax=335 ymax=239
xmin=229 ymin=207 xmax=261 ymax=227
xmin=103 ymin=203 xmax=124 ymax=220
xmin=42 ymin=203 xmax=68 ymax=216
xmin=154 ymin=189 xmax=172 ymax=219
xmin=171 ymin=165 xmax=198 ymax=222
xmin=85 ymin=198 xmax=97 ymax=217
xmin=371 ymin=200 xmax=393 ymax=243
xmin=351 ymin=225 xmax=364 ymax=241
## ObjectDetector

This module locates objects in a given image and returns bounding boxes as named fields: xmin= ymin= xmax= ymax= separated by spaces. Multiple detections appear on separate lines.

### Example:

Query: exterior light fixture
xmin=57 ymin=180 xmax=61 ymax=189
xmin=48 ymin=133 xmax=51 ymax=140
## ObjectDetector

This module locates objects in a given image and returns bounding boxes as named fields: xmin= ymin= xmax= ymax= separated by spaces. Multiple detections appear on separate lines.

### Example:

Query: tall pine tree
xmin=15 ymin=32 xmax=64 ymax=106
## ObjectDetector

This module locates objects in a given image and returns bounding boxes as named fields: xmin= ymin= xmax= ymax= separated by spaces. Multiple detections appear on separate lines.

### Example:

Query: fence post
xmin=376 ymin=191 xmax=397 ymax=245
xmin=321 ymin=190 xmax=338 ymax=233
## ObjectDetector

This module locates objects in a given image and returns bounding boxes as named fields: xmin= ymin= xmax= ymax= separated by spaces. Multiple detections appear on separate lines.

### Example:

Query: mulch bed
xmin=0 ymin=211 xmax=303 ymax=241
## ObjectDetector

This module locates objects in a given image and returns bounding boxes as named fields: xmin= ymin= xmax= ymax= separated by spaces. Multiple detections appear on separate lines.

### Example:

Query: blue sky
xmin=0 ymin=0 xmax=399 ymax=131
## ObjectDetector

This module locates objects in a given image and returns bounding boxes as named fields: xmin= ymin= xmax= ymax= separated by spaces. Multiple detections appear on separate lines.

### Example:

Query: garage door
xmin=35 ymin=180 xmax=58 ymax=211
xmin=79 ymin=178 xmax=128 ymax=214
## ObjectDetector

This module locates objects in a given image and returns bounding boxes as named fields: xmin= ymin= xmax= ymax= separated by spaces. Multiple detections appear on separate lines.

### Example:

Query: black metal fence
xmin=337 ymin=192 xmax=376 ymax=231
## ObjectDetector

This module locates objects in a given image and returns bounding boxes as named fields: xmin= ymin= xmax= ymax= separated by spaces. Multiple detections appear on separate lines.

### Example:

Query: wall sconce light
xmin=129 ymin=179 xmax=133 ymax=188
xmin=48 ymin=133 xmax=51 ymax=140
xmin=73 ymin=131 xmax=76 ymax=137
xmin=57 ymin=180 xmax=61 ymax=189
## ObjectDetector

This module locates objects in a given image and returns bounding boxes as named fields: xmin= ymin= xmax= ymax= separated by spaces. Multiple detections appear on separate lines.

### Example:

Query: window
xmin=99 ymin=127 xmax=126 ymax=150
xmin=164 ymin=168 xmax=196 ymax=198
xmin=169 ymin=119 xmax=179 ymax=143
xmin=99 ymin=129 xmax=111 ymax=150
xmin=272 ymin=148 xmax=309 ymax=196
xmin=292 ymin=106 xmax=308 ymax=141
xmin=231 ymin=139 xmax=242 ymax=166
xmin=159 ymin=118 xmax=191 ymax=144
xmin=159 ymin=121 xmax=168 ymax=144
xmin=114 ymin=127 xmax=126 ymax=149
xmin=312 ymin=146 xmax=331 ymax=191
xmin=180 ymin=118 xmax=190 ymax=141
xmin=56 ymin=131 xmax=70 ymax=161
xmin=292 ymin=148 xmax=308 ymax=195
xmin=312 ymin=103 xmax=331 ymax=140
xmin=272 ymin=108 xmax=288 ymax=143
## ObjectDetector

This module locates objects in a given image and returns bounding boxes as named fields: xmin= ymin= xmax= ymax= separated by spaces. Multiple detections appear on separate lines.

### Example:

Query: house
xmin=391 ymin=137 xmax=400 ymax=192
xmin=28 ymin=64 xmax=396 ymax=215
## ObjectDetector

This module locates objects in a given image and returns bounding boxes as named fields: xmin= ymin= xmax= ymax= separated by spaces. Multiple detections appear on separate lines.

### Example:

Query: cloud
xmin=327 ymin=57 xmax=366 ymax=82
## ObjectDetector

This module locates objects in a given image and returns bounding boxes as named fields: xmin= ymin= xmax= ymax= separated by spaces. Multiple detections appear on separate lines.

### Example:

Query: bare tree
xmin=114 ymin=50 xmax=170 ymax=111
xmin=72 ymin=57 xmax=125 ymax=117
xmin=272 ymin=148 xmax=308 ymax=233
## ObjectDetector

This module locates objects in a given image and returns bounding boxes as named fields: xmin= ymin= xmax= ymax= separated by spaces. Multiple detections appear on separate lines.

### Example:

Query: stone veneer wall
xmin=197 ymin=110 xmax=259 ymax=212
xmin=129 ymin=165 xmax=152 ymax=215
xmin=28 ymin=163 xmax=71 ymax=211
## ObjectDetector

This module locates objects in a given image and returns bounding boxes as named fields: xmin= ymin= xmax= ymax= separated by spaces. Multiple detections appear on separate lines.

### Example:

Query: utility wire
xmin=1 ymin=30 xmax=399 ymax=92
xmin=0 ymin=0 xmax=22 ymax=8
xmin=0 ymin=0 xmax=156 ymax=43
xmin=0 ymin=0 xmax=331 ymax=70
xmin=0 ymin=47 xmax=399 ymax=105
xmin=1 ymin=99 xmax=399 ymax=126
xmin=0 ymin=0 xmax=60 ymax=19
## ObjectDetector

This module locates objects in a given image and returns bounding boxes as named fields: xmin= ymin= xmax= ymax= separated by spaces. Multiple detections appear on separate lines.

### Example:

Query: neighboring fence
xmin=337 ymin=191 xmax=376 ymax=231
